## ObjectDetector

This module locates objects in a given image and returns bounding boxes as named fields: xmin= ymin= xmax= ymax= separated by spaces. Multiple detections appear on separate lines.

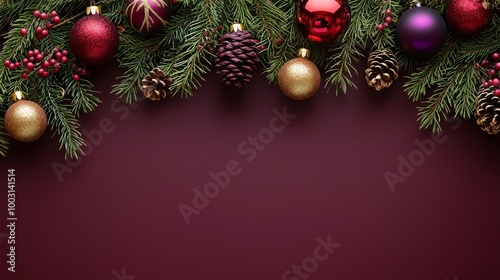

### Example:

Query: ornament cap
xmin=297 ymin=48 xmax=311 ymax=59
xmin=11 ymin=91 xmax=27 ymax=102
xmin=86 ymin=6 xmax=102 ymax=15
xmin=230 ymin=23 xmax=244 ymax=32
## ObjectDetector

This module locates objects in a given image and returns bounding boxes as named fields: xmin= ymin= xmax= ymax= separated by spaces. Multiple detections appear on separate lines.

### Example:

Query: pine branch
xmin=161 ymin=0 xmax=222 ymax=97
xmin=37 ymin=80 xmax=85 ymax=159
xmin=0 ymin=118 xmax=9 ymax=157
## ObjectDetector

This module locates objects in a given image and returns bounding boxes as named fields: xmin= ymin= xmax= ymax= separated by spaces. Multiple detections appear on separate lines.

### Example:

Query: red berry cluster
xmin=476 ymin=52 xmax=500 ymax=96
xmin=377 ymin=9 xmax=393 ymax=31
xmin=21 ymin=10 xmax=61 ymax=40
xmin=3 ymin=48 xmax=70 ymax=79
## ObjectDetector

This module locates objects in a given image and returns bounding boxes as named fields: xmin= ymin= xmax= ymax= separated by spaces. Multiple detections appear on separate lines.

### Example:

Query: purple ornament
xmin=396 ymin=7 xmax=447 ymax=59
xmin=125 ymin=0 xmax=172 ymax=33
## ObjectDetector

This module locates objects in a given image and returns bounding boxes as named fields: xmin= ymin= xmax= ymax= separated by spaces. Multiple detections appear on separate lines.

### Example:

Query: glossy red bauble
xmin=296 ymin=0 xmax=351 ymax=43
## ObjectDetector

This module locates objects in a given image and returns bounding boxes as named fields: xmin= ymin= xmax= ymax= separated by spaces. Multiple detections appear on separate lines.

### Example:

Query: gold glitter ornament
xmin=4 ymin=91 xmax=47 ymax=142
xmin=278 ymin=48 xmax=321 ymax=100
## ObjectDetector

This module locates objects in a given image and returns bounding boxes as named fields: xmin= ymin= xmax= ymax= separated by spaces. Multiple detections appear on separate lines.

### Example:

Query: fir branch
xmin=248 ymin=0 xmax=287 ymax=61
xmin=37 ymin=80 xmax=85 ymax=159
xmin=161 ymin=0 xmax=222 ymax=97
xmin=264 ymin=0 xmax=304 ymax=83
xmin=417 ymin=63 xmax=467 ymax=133
xmin=0 ymin=118 xmax=9 ymax=157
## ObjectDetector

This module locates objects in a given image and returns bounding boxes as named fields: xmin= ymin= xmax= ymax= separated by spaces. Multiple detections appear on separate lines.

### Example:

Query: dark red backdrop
xmin=1 ymin=58 xmax=499 ymax=280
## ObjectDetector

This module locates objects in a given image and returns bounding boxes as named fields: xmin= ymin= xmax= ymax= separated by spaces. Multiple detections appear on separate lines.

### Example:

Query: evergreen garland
xmin=1 ymin=0 xmax=499 ymax=158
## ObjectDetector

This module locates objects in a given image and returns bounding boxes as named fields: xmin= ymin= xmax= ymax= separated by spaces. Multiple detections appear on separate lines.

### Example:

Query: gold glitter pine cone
xmin=141 ymin=68 xmax=172 ymax=101
xmin=475 ymin=85 xmax=500 ymax=135
xmin=365 ymin=49 xmax=399 ymax=91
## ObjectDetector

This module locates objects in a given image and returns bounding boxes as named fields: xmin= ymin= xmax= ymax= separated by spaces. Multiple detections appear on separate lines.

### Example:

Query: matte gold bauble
xmin=4 ymin=92 xmax=47 ymax=142
xmin=278 ymin=48 xmax=321 ymax=100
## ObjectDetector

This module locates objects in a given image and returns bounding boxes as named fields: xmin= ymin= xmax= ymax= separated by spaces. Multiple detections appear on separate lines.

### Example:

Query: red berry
xmin=475 ymin=63 xmax=481 ymax=70
xmin=495 ymin=89 xmax=500 ymax=97
xmin=492 ymin=53 xmax=500 ymax=61
xmin=488 ymin=69 xmax=496 ymax=77
xmin=9 ymin=63 xmax=16 ymax=70
xmin=20 ymin=28 xmax=28 ymax=36
xmin=43 ymin=71 xmax=49 ymax=77
xmin=21 ymin=73 xmax=28 ymax=79
xmin=14 ymin=62 xmax=20 ymax=68
xmin=495 ymin=62 xmax=500 ymax=71
xmin=383 ymin=22 xmax=389 ymax=28
xmin=27 ymin=62 xmax=34 ymax=70
xmin=41 ymin=29 xmax=49 ymax=37
xmin=385 ymin=16 xmax=392 ymax=23
xmin=55 ymin=52 xmax=62 ymax=59
xmin=73 ymin=74 xmax=80 ymax=81
xmin=61 ymin=56 xmax=68 ymax=63
xmin=22 ymin=58 xmax=29 ymax=65
xmin=482 ymin=59 xmax=489 ymax=67
xmin=35 ymin=26 xmax=43 ymax=34
xmin=62 ymin=50 xmax=68 ymax=56
xmin=27 ymin=50 xmax=34 ymax=57
xmin=38 ymin=68 xmax=45 ymax=75
xmin=258 ymin=45 xmax=265 ymax=51
xmin=46 ymin=22 xmax=53 ymax=30
xmin=377 ymin=24 xmax=383 ymax=31
xmin=40 ymin=13 xmax=47 ymax=20
xmin=43 ymin=61 xmax=50 ymax=68
xmin=33 ymin=49 xmax=40 ymax=55
xmin=53 ymin=16 xmax=61 ymax=24
xmin=36 ymin=54 xmax=43 ymax=61
xmin=277 ymin=38 xmax=283 ymax=45
xmin=4 ymin=60 xmax=10 ymax=67
xmin=483 ymin=82 xmax=489 ymax=87
xmin=81 ymin=69 xmax=87 ymax=75
xmin=49 ymin=59 xmax=57 ymax=66
xmin=386 ymin=9 xmax=392 ymax=15
xmin=492 ymin=78 xmax=500 ymax=87
xmin=29 ymin=57 xmax=35 ymax=63
xmin=33 ymin=10 xmax=41 ymax=18
xmin=54 ymin=67 xmax=60 ymax=73
xmin=50 ymin=11 xmax=57 ymax=17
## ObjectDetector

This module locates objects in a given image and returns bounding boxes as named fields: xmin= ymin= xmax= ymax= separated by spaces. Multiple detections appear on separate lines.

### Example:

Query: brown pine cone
xmin=475 ymin=85 xmax=500 ymax=134
xmin=365 ymin=49 xmax=399 ymax=91
xmin=141 ymin=68 xmax=172 ymax=101
xmin=214 ymin=25 xmax=260 ymax=88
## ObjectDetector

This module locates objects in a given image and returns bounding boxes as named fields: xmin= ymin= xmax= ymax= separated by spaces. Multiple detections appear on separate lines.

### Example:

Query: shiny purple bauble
xmin=396 ymin=7 xmax=447 ymax=59
xmin=125 ymin=0 xmax=172 ymax=33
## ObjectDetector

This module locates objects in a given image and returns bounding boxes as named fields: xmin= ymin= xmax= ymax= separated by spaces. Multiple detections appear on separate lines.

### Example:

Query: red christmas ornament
xmin=125 ymin=0 xmax=172 ymax=33
xmin=446 ymin=0 xmax=492 ymax=37
xmin=296 ymin=0 xmax=351 ymax=43
xmin=69 ymin=6 xmax=119 ymax=65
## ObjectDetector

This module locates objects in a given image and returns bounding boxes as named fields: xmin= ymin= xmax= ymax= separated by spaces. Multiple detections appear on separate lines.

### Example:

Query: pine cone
xmin=141 ymin=68 xmax=172 ymax=101
xmin=475 ymin=85 xmax=500 ymax=135
xmin=365 ymin=49 xmax=399 ymax=91
xmin=214 ymin=27 xmax=260 ymax=88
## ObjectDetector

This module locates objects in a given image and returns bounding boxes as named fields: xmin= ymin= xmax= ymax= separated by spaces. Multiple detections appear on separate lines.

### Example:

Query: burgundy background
xmin=1 ymin=58 xmax=499 ymax=280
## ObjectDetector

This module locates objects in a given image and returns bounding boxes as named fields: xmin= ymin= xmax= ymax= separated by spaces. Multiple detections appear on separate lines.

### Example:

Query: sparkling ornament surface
xmin=446 ymin=0 xmax=492 ymax=37
xmin=69 ymin=13 xmax=119 ymax=65
xmin=5 ymin=100 xmax=47 ymax=142
xmin=278 ymin=56 xmax=321 ymax=100
xmin=296 ymin=0 xmax=351 ymax=43
xmin=125 ymin=0 xmax=172 ymax=33
xmin=396 ymin=7 xmax=447 ymax=59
